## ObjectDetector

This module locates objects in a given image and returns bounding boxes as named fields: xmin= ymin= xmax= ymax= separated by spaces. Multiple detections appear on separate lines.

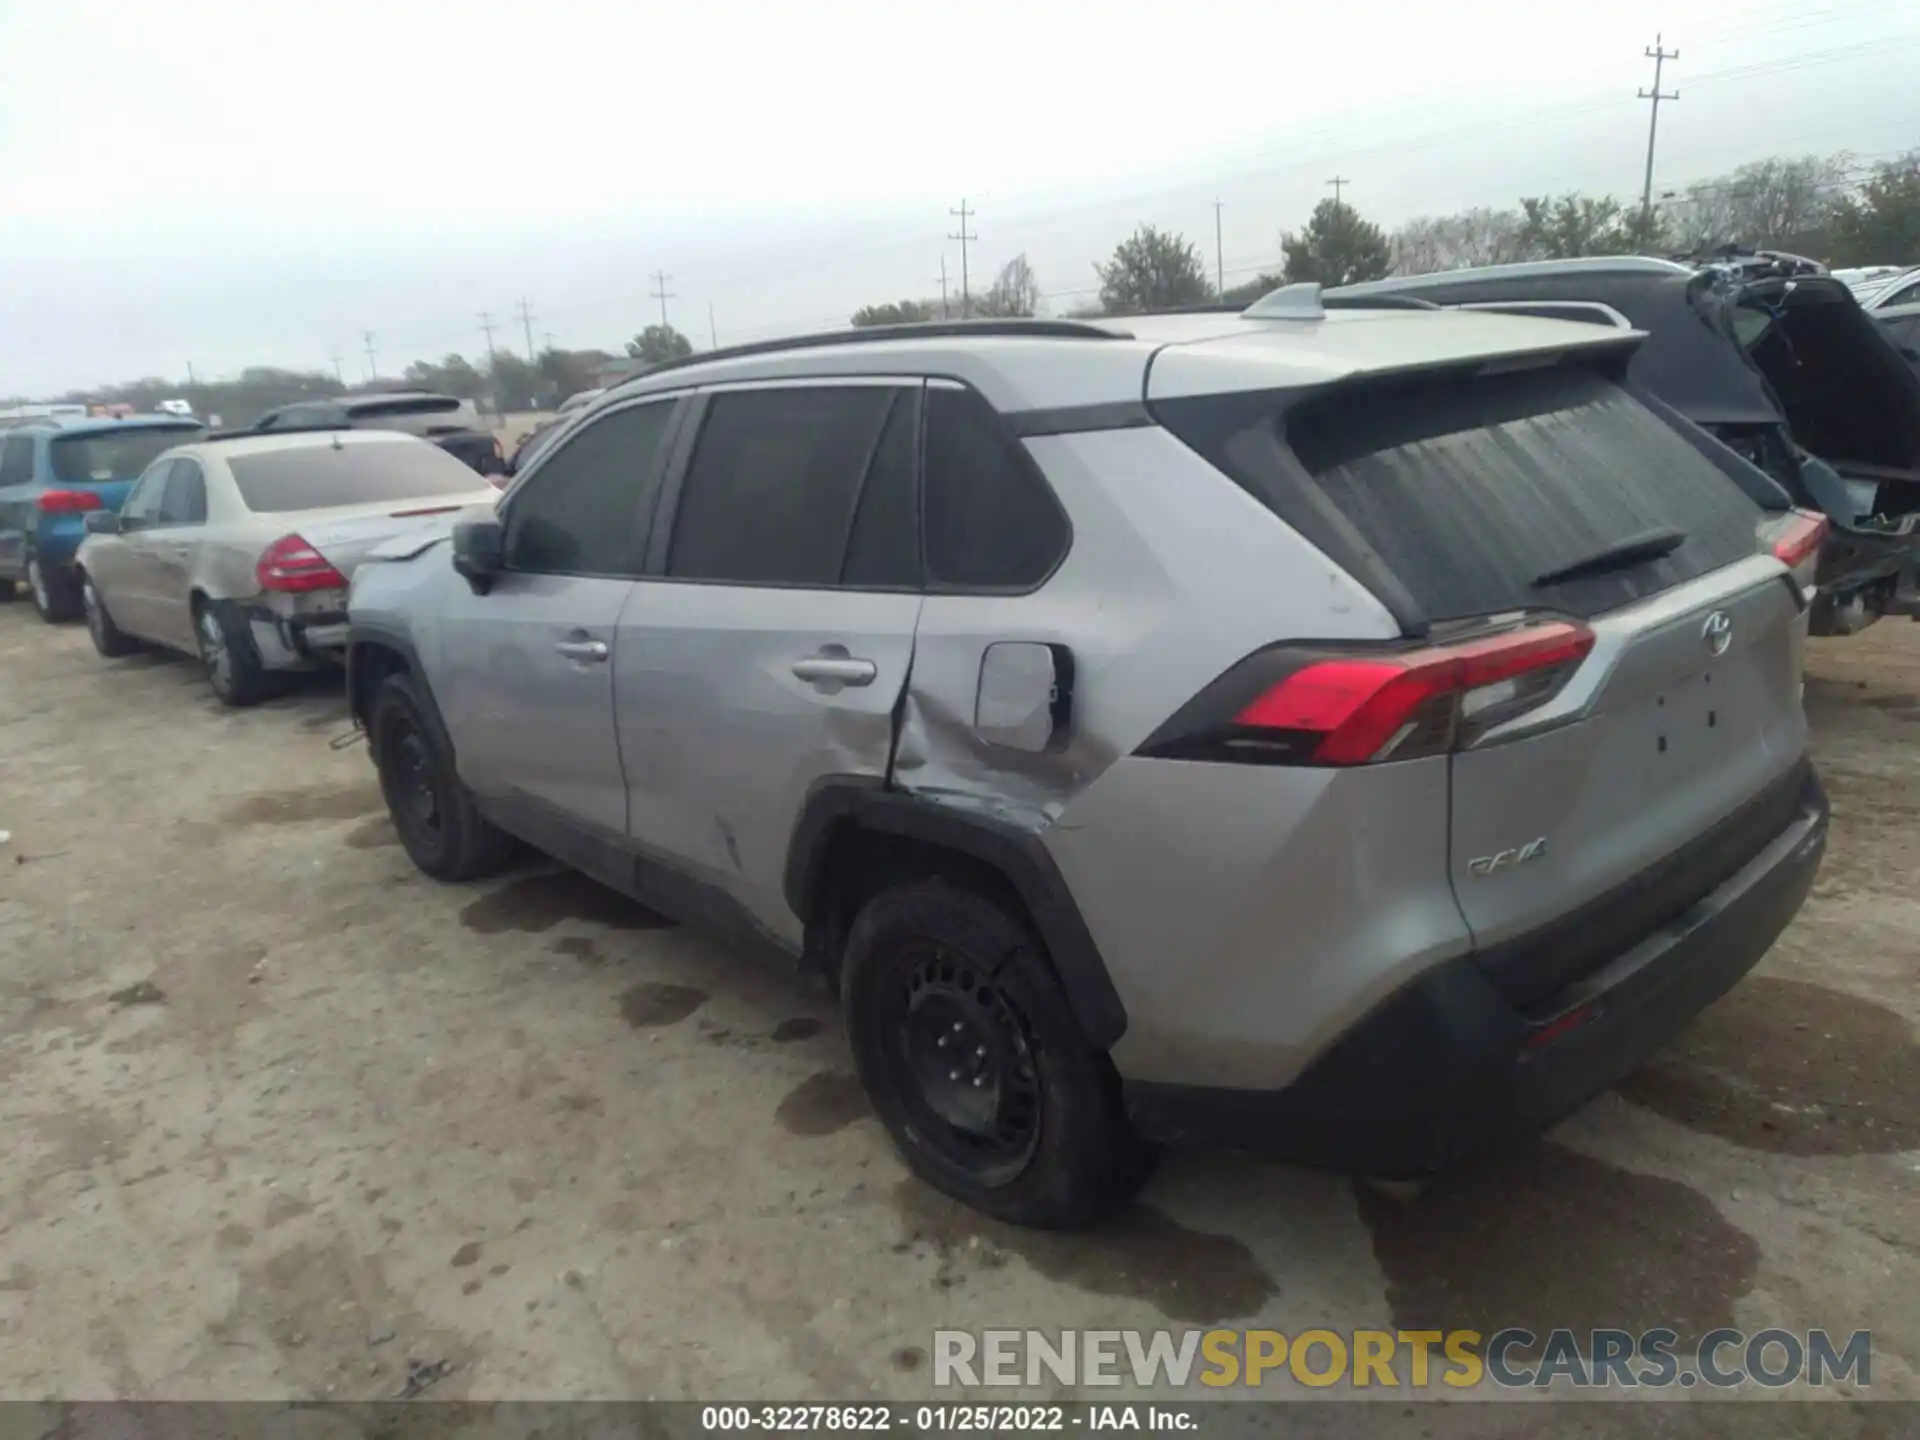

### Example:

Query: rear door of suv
xmin=1154 ymin=344 xmax=1810 ymax=1012
xmin=614 ymin=380 xmax=923 ymax=945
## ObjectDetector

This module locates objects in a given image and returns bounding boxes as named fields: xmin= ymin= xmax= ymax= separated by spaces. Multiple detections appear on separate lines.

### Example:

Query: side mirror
xmin=84 ymin=511 xmax=122 ymax=536
xmin=451 ymin=516 xmax=505 ymax=595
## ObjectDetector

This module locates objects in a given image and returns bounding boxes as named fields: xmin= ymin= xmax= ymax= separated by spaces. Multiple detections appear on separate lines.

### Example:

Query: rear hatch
xmin=347 ymin=396 xmax=499 ymax=473
xmin=48 ymin=423 xmax=203 ymax=512
xmin=1154 ymin=339 xmax=1809 ymax=1009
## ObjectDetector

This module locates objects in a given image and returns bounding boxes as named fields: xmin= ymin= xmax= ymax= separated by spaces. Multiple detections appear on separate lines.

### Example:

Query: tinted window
xmin=50 ymin=426 xmax=202 ymax=484
xmin=667 ymin=386 xmax=898 ymax=586
xmin=158 ymin=459 xmax=207 ymax=525
xmin=0 ymin=436 xmax=32 ymax=486
xmin=350 ymin=396 xmax=463 ymax=420
xmin=1881 ymin=282 xmax=1920 ymax=309
xmin=840 ymin=390 xmax=921 ymax=588
xmin=506 ymin=400 xmax=674 ymax=575
xmin=923 ymin=386 xmax=1067 ymax=589
xmin=231 ymin=439 xmax=483 ymax=513
xmin=1281 ymin=366 xmax=1761 ymax=621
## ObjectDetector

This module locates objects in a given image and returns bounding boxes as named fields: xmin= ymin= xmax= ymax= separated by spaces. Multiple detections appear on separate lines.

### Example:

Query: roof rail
xmin=1322 ymin=293 xmax=1440 ymax=311
xmin=610 ymin=317 xmax=1130 ymax=388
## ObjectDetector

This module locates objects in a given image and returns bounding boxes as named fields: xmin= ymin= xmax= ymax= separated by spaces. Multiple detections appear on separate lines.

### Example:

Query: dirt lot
xmin=1 ymin=601 xmax=1916 ymax=1422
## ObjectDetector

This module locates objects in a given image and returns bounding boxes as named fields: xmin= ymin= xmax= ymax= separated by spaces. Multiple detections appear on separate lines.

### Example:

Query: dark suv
xmin=245 ymin=393 xmax=505 ymax=476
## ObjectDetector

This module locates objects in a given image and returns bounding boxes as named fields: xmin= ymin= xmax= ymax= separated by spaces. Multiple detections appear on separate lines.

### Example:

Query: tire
xmin=370 ymin=670 xmax=516 ymax=882
xmin=0 ymin=577 xmax=18 ymax=602
xmin=26 ymin=551 xmax=82 ymax=623
xmin=842 ymin=878 xmax=1152 ymax=1229
xmin=80 ymin=571 xmax=139 ymax=658
xmin=194 ymin=597 xmax=279 ymax=707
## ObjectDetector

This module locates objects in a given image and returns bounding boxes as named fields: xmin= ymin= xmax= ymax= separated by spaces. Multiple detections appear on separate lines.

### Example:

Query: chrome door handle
xmin=555 ymin=638 xmax=609 ymax=663
xmin=791 ymin=656 xmax=877 ymax=686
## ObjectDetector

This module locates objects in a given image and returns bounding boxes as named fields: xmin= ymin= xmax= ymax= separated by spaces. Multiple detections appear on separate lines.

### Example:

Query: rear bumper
xmin=246 ymin=603 xmax=349 ymax=668
xmin=1124 ymin=765 xmax=1829 ymax=1175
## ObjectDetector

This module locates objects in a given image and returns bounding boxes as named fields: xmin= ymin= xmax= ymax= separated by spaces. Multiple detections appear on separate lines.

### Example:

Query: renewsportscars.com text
xmin=934 ymin=1327 xmax=1872 ymax=1391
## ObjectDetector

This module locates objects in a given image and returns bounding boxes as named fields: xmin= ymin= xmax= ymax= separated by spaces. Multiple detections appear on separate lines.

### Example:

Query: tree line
xmin=17 ymin=150 xmax=1916 ymax=416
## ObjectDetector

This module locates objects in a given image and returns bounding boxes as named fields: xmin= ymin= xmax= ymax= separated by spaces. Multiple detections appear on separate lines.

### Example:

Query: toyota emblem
xmin=1702 ymin=610 xmax=1733 ymax=658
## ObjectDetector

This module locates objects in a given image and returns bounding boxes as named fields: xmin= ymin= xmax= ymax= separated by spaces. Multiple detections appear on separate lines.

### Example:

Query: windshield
xmin=230 ymin=439 xmax=486 ymax=513
xmin=49 ymin=426 xmax=203 ymax=484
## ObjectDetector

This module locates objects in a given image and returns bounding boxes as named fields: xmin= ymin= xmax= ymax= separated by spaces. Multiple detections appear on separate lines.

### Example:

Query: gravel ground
xmin=0 ymin=600 xmax=1914 ymax=1427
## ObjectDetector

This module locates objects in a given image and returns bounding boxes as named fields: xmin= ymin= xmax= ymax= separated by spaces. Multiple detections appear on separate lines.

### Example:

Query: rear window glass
xmin=1283 ymin=366 xmax=1762 ymax=621
xmin=350 ymin=397 xmax=464 ymax=420
xmin=230 ymin=440 xmax=483 ymax=513
xmin=49 ymin=426 xmax=203 ymax=484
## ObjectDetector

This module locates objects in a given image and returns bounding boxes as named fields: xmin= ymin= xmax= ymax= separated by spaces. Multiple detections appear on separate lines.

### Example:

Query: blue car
xmin=0 ymin=414 xmax=205 ymax=621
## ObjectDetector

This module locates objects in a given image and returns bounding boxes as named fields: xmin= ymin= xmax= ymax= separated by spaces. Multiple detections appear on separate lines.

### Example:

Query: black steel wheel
xmin=843 ymin=878 xmax=1150 ymax=1229
xmin=370 ymin=671 xmax=515 ymax=882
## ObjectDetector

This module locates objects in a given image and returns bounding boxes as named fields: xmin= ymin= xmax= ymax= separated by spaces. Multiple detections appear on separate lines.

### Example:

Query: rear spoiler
xmin=203 ymin=422 xmax=349 ymax=442
xmin=1452 ymin=300 xmax=1635 ymax=331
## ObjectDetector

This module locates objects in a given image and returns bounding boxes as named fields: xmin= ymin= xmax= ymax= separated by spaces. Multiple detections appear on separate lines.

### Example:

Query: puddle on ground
xmin=776 ymin=1071 xmax=870 ymax=1136
xmin=1617 ymin=976 xmax=1918 ymax=1155
xmin=107 ymin=981 xmax=165 ymax=1008
xmin=893 ymin=1179 xmax=1277 ymax=1325
xmin=619 ymin=982 xmax=708 ymax=1028
xmin=450 ymin=1242 xmax=482 ymax=1268
xmin=343 ymin=816 xmax=400 ymax=850
xmin=224 ymin=785 xmax=383 ymax=826
xmin=459 ymin=870 xmax=676 ymax=935
xmin=771 ymin=1017 xmax=825 ymax=1043
xmin=1356 ymin=1142 xmax=1757 ymax=1347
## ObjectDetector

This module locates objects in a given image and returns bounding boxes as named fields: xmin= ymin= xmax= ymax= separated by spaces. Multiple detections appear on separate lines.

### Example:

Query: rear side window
xmin=667 ymin=386 xmax=907 ymax=587
xmin=231 ymin=439 xmax=483 ymax=513
xmin=158 ymin=460 xmax=207 ymax=525
xmin=1167 ymin=366 xmax=1763 ymax=623
xmin=506 ymin=400 xmax=675 ymax=576
xmin=923 ymin=386 xmax=1068 ymax=589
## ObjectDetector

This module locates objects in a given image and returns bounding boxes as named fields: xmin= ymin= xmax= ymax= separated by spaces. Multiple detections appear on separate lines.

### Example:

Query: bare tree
xmin=1390 ymin=208 xmax=1528 ymax=275
xmin=976 ymin=254 xmax=1044 ymax=317
xmin=1665 ymin=153 xmax=1855 ymax=256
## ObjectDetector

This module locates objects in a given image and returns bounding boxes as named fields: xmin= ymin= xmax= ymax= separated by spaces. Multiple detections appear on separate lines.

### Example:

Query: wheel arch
xmin=346 ymin=627 xmax=442 ymax=764
xmin=787 ymin=779 xmax=1128 ymax=1050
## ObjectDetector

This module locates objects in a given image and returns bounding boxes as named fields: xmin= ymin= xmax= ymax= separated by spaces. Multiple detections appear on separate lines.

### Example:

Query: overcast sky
xmin=1 ymin=0 xmax=1915 ymax=396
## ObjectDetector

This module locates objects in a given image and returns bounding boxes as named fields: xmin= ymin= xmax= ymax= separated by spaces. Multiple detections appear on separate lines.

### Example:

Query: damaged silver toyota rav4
xmin=347 ymin=291 xmax=1831 ymax=1229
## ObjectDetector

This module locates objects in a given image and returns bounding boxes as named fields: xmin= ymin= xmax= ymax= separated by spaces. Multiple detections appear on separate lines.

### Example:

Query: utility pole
xmin=1638 ymin=34 xmax=1680 ymax=224
xmin=649 ymin=271 xmax=674 ymax=330
xmin=478 ymin=311 xmax=497 ymax=358
xmin=1327 ymin=176 xmax=1350 ymax=206
xmin=185 ymin=360 xmax=196 ymax=386
xmin=708 ymin=303 xmax=718 ymax=349
xmin=936 ymin=257 xmax=951 ymax=319
xmin=1212 ymin=199 xmax=1225 ymax=297
xmin=361 ymin=331 xmax=377 ymax=382
xmin=516 ymin=298 xmax=537 ymax=361
xmin=948 ymin=200 xmax=975 ymax=318
xmin=328 ymin=350 xmax=344 ymax=385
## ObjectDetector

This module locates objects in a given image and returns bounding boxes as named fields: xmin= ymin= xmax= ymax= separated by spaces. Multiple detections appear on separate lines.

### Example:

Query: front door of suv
xmin=434 ymin=396 xmax=682 ymax=843
xmin=616 ymin=381 xmax=924 ymax=946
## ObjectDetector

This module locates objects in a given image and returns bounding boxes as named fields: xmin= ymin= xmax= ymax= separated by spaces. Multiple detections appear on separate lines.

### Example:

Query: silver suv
xmin=347 ymin=293 xmax=1831 ymax=1229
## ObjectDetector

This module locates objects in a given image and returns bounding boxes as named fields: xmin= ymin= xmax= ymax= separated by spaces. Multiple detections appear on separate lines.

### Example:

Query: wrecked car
xmin=1336 ymin=257 xmax=1920 ymax=635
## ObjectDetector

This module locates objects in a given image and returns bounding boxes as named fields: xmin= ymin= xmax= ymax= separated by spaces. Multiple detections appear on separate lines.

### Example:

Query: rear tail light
xmin=37 ymin=489 xmax=104 ymax=514
xmin=1138 ymin=619 xmax=1596 ymax=767
xmin=1763 ymin=508 xmax=1827 ymax=571
xmin=256 ymin=533 xmax=348 ymax=594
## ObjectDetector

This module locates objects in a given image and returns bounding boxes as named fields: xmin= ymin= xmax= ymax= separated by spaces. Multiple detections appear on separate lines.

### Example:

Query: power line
xmin=516 ymin=298 xmax=537 ymax=362
xmin=649 ymin=271 xmax=674 ymax=330
xmin=361 ymin=331 xmax=377 ymax=382
xmin=936 ymin=256 xmax=951 ymax=319
xmin=949 ymin=199 xmax=976 ymax=318
xmin=1327 ymin=176 xmax=1350 ymax=205
xmin=1639 ymin=34 xmax=1681 ymax=221
xmin=327 ymin=349 xmax=344 ymax=384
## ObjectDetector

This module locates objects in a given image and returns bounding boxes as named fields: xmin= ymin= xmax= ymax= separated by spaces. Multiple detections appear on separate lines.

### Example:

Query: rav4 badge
xmin=1468 ymin=837 xmax=1548 ymax=876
